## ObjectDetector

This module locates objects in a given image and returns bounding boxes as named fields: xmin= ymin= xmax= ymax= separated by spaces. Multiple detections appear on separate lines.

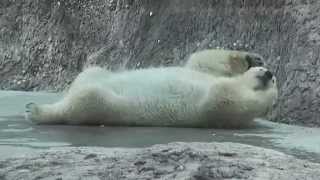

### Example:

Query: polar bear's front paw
xmin=245 ymin=53 xmax=264 ymax=68
xmin=25 ymin=102 xmax=41 ymax=122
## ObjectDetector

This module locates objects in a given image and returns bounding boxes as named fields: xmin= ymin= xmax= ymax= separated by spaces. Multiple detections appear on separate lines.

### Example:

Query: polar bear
xmin=25 ymin=65 xmax=277 ymax=129
xmin=185 ymin=49 xmax=265 ymax=77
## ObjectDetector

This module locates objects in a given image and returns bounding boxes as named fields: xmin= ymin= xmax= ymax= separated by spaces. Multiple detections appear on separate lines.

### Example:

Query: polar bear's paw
xmin=244 ymin=52 xmax=264 ymax=68
xmin=185 ymin=49 xmax=266 ymax=77
xmin=25 ymin=102 xmax=41 ymax=123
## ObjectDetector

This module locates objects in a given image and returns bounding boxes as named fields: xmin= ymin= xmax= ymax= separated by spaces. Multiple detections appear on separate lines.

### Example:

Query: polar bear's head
xmin=185 ymin=49 xmax=265 ymax=77
xmin=242 ymin=67 xmax=277 ymax=91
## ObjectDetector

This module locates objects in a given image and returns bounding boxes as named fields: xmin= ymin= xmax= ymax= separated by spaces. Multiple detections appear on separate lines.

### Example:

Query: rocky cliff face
xmin=1 ymin=0 xmax=319 ymax=127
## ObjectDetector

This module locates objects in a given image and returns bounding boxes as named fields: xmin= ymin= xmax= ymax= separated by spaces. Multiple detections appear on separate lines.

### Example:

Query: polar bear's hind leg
xmin=26 ymin=86 xmax=121 ymax=125
xmin=25 ymin=101 xmax=66 ymax=124
xmin=63 ymin=86 xmax=111 ymax=125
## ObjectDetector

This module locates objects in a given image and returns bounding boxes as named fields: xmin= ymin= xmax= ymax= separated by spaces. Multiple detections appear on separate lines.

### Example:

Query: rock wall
xmin=1 ymin=0 xmax=320 ymax=126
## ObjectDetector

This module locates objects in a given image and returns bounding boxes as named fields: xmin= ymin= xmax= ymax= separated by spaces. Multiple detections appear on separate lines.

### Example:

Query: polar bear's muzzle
xmin=255 ymin=70 xmax=274 ymax=90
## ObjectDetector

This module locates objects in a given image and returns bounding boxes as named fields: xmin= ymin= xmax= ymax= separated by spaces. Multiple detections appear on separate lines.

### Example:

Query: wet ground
xmin=0 ymin=90 xmax=320 ymax=162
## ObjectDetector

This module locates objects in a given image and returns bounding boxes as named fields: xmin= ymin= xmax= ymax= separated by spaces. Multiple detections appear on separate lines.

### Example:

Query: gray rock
xmin=0 ymin=142 xmax=320 ymax=180
xmin=1 ymin=0 xmax=320 ymax=126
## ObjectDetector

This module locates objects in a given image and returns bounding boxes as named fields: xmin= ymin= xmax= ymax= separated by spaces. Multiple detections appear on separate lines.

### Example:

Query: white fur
xmin=185 ymin=49 xmax=262 ymax=77
xmin=26 ymin=66 xmax=277 ymax=128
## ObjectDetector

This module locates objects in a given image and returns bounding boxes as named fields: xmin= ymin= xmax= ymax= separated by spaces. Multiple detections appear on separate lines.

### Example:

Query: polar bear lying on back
xmin=26 ymin=50 xmax=277 ymax=128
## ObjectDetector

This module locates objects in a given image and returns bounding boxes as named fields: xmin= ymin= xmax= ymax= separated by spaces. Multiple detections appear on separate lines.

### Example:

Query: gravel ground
xmin=1 ymin=142 xmax=320 ymax=180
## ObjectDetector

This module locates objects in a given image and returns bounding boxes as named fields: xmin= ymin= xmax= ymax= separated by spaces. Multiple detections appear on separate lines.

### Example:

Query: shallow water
xmin=0 ymin=90 xmax=320 ymax=163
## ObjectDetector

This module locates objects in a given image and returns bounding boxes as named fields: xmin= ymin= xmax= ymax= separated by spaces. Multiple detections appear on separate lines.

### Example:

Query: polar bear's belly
xmin=93 ymin=68 xmax=212 ymax=127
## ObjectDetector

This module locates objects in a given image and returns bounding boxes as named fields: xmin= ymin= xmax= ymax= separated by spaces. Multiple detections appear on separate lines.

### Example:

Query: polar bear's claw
xmin=26 ymin=102 xmax=36 ymax=109
xmin=245 ymin=53 xmax=265 ymax=68
xmin=25 ymin=102 xmax=38 ymax=114
xmin=25 ymin=102 xmax=40 ymax=122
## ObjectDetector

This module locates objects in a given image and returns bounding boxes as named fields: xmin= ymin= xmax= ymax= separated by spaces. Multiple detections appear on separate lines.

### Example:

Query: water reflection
xmin=1 ymin=115 xmax=320 ymax=162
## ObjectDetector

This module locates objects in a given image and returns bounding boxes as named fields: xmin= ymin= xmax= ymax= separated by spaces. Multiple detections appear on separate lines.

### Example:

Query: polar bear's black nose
xmin=265 ymin=70 xmax=273 ymax=80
